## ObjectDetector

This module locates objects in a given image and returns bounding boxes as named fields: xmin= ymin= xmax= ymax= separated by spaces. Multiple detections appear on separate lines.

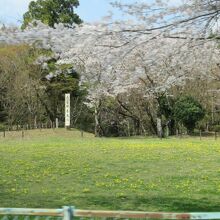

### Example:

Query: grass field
xmin=0 ymin=128 xmax=220 ymax=212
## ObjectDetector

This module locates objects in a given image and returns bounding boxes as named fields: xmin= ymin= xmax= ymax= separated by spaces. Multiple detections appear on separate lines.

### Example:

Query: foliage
xmin=0 ymin=45 xmax=85 ymax=127
xmin=22 ymin=0 xmax=82 ymax=29
xmin=157 ymin=95 xmax=176 ymax=136
xmin=1 ymin=1 xmax=220 ymax=136
xmin=174 ymin=96 xmax=205 ymax=133
xmin=158 ymin=96 xmax=174 ymax=119
xmin=0 ymin=45 xmax=45 ymax=126
xmin=74 ymin=104 xmax=94 ymax=133
xmin=112 ymin=0 xmax=220 ymax=36
xmin=213 ymin=125 xmax=220 ymax=132
xmin=0 ymin=123 xmax=6 ymax=131
xmin=43 ymin=67 xmax=81 ymax=121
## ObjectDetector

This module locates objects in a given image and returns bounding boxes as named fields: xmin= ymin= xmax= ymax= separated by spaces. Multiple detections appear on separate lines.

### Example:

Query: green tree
xmin=22 ymin=0 xmax=82 ymax=29
xmin=43 ymin=67 xmax=80 ymax=122
xmin=174 ymin=96 xmax=205 ymax=134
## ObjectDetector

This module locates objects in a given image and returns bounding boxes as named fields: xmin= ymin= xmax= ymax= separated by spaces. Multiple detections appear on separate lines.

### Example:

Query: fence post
xmin=63 ymin=206 xmax=74 ymax=220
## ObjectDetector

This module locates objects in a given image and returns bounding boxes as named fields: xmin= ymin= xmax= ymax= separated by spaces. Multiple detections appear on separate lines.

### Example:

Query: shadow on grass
xmin=82 ymin=195 xmax=220 ymax=212
xmin=3 ymin=194 xmax=220 ymax=212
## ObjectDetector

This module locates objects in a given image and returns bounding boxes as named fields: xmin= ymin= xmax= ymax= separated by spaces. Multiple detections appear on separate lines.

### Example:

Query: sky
xmin=0 ymin=0 xmax=119 ymax=25
xmin=0 ymin=0 xmax=181 ymax=26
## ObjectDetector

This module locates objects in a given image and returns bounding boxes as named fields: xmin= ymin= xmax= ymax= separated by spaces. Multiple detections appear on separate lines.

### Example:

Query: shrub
xmin=174 ymin=96 xmax=205 ymax=134
xmin=0 ymin=123 xmax=6 ymax=131
xmin=213 ymin=125 xmax=220 ymax=132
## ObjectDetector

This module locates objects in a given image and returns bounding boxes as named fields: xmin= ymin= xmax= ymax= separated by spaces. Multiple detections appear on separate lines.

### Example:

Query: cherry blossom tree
xmin=1 ymin=0 xmax=220 ymax=136
xmin=111 ymin=0 xmax=220 ymax=37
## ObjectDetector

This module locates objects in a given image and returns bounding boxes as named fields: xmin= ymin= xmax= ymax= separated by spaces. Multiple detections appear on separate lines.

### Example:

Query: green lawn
xmin=0 ymin=129 xmax=220 ymax=212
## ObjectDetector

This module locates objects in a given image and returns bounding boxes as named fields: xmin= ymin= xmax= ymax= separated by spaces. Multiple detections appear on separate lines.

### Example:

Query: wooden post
xmin=81 ymin=130 xmax=84 ymax=138
xmin=215 ymin=131 xmax=218 ymax=140
xmin=200 ymin=130 xmax=202 ymax=140
xmin=22 ymin=130 xmax=24 ymax=139
xmin=3 ymin=130 xmax=5 ymax=138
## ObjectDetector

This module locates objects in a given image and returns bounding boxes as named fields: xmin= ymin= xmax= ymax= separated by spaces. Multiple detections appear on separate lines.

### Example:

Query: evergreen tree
xmin=22 ymin=0 xmax=82 ymax=29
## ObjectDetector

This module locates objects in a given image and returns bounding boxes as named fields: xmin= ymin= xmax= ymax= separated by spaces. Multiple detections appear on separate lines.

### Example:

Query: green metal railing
xmin=1 ymin=207 xmax=220 ymax=220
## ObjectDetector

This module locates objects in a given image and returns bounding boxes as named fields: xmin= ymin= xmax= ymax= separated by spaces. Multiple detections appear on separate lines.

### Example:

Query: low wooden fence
xmin=1 ymin=207 xmax=220 ymax=220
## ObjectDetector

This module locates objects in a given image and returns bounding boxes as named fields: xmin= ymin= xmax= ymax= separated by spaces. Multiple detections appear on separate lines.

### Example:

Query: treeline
xmin=93 ymin=90 xmax=219 ymax=137
xmin=0 ymin=45 xmax=220 ymax=137
xmin=0 ymin=45 xmax=93 ymax=132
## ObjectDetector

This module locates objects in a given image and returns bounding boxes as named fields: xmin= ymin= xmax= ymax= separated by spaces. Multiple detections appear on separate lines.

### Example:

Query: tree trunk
xmin=94 ymin=106 xmax=99 ymax=137
xmin=94 ymin=101 xmax=102 ymax=137
xmin=127 ymin=120 xmax=130 ymax=136
xmin=168 ymin=119 xmax=176 ymax=136
xmin=134 ymin=118 xmax=141 ymax=136
xmin=34 ymin=115 xmax=37 ymax=129
xmin=165 ymin=124 xmax=169 ymax=137
xmin=145 ymin=107 xmax=157 ymax=134
xmin=157 ymin=117 xmax=163 ymax=138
